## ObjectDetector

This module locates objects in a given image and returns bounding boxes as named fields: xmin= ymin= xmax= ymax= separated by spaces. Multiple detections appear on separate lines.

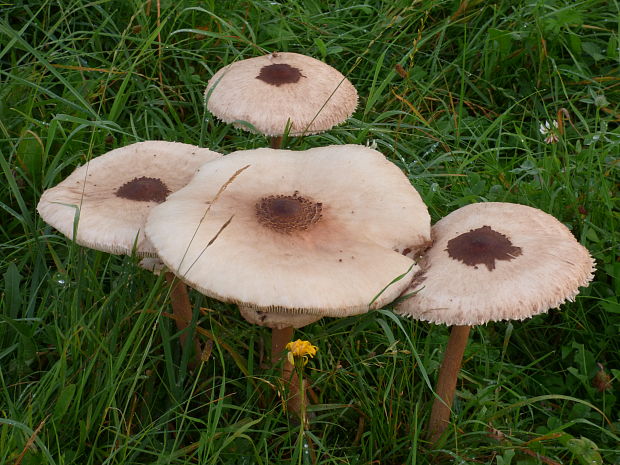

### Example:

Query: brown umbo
xmin=116 ymin=176 xmax=171 ymax=203
xmin=256 ymin=63 xmax=305 ymax=86
xmin=256 ymin=193 xmax=322 ymax=234
xmin=446 ymin=225 xmax=522 ymax=271
xmin=396 ymin=202 xmax=595 ymax=445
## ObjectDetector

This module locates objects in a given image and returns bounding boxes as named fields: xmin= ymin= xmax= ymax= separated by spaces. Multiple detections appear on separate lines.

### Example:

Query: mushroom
xmin=145 ymin=144 xmax=430 ymax=315
xmin=205 ymin=52 xmax=358 ymax=148
xmin=395 ymin=202 xmax=595 ymax=445
xmin=145 ymin=144 xmax=431 ymax=412
xmin=37 ymin=141 xmax=221 ymax=357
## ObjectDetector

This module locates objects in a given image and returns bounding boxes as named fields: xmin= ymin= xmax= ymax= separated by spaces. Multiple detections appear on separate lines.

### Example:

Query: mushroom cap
xmin=205 ymin=52 xmax=358 ymax=136
xmin=145 ymin=144 xmax=431 ymax=316
xmin=238 ymin=306 xmax=321 ymax=330
xmin=37 ymin=141 xmax=221 ymax=256
xmin=396 ymin=202 xmax=595 ymax=326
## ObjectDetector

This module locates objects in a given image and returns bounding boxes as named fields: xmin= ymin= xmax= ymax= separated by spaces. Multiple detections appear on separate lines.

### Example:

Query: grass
xmin=1 ymin=0 xmax=619 ymax=463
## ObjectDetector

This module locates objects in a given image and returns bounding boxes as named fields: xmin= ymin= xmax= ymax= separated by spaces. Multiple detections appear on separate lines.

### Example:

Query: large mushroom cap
xmin=205 ymin=52 xmax=358 ymax=136
xmin=37 ymin=141 xmax=221 ymax=256
xmin=396 ymin=202 xmax=595 ymax=326
xmin=146 ymin=145 xmax=431 ymax=316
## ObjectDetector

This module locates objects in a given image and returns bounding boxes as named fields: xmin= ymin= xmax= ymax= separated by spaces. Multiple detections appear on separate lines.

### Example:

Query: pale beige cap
xmin=239 ymin=306 xmax=321 ymax=330
xmin=146 ymin=144 xmax=431 ymax=316
xmin=396 ymin=202 xmax=595 ymax=325
xmin=37 ymin=141 xmax=221 ymax=256
xmin=205 ymin=52 xmax=358 ymax=136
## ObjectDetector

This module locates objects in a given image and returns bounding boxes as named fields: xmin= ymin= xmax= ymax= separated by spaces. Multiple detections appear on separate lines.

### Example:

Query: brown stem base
xmin=270 ymin=136 xmax=282 ymax=149
xmin=427 ymin=325 xmax=471 ymax=445
xmin=165 ymin=272 xmax=202 ymax=365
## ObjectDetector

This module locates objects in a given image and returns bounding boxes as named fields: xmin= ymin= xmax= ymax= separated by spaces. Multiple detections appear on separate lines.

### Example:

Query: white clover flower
xmin=539 ymin=120 xmax=560 ymax=144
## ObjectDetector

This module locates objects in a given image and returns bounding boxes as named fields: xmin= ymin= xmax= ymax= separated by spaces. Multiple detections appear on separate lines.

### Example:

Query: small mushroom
xmin=37 ymin=141 xmax=221 ymax=358
xmin=396 ymin=202 xmax=595 ymax=445
xmin=205 ymin=52 xmax=358 ymax=147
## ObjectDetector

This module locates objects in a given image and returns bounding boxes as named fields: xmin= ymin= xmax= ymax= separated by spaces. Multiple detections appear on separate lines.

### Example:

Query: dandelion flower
xmin=286 ymin=339 xmax=318 ymax=366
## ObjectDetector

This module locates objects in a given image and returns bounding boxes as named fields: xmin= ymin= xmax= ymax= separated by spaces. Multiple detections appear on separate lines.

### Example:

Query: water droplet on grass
xmin=52 ymin=272 xmax=69 ymax=288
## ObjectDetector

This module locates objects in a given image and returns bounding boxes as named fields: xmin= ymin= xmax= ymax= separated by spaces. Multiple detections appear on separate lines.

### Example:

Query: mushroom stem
xmin=269 ymin=136 xmax=282 ymax=149
xmin=271 ymin=326 xmax=304 ymax=417
xmin=165 ymin=272 xmax=202 ymax=364
xmin=271 ymin=326 xmax=294 ymax=361
xmin=427 ymin=324 xmax=471 ymax=445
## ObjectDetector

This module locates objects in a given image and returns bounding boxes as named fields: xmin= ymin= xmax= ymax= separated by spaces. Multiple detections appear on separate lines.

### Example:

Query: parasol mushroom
xmin=145 ymin=144 xmax=431 ymax=413
xmin=205 ymin=52 xmax=358 ymax=148
xmin=396 ymin=202 xmax=595 ymax=445
xmin=37 ymin=141 xmax=221 ymax=357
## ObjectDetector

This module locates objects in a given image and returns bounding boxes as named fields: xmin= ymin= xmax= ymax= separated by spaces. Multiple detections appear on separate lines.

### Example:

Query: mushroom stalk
xmin=271 ymin=326 xmax=294 ymax=361
xmin=271 ymin=326 xmax=303 ymax=416
xmin=427 ymin=324 xmax=471 ymax=445
xmin=165 ymin=272 xmax=202 ymax=364
xmin=269 ymin=136 xmax=282 ymax=149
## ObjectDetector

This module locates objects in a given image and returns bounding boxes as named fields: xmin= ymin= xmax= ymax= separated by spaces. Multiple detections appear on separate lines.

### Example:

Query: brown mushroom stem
xmin=269 ymin=136 xmax=282 ymax=149
xmin=165 ymin=272 xmax=202 ymax=364
xmin=271 ymin=326 xmax=294 ymax=359
xmin=271 ymin=326 xmax=304 ymax=417
xmin=427 ymin=324 xmax=471 ymax=445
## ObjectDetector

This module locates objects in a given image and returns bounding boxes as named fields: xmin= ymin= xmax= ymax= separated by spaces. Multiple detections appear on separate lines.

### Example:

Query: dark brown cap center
xmin=256 ymin=63 xmax=305 ymax=86
xmin=446 ymin=225 xmax=522 ymax=271
xmin=115 ymin=176 xmax=170 ymax=203
xmin=255 ymin=193 xmax=322 ymax=234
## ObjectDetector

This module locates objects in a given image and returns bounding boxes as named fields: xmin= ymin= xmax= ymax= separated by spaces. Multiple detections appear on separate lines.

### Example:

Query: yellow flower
xmin=286 ymin=339 xmax=318 ymax=366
